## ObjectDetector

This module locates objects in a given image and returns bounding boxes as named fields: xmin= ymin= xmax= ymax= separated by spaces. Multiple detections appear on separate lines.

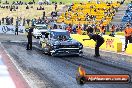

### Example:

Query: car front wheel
xmin=76 ymin=76 xmax=86 ymax=85
xmin=43 ymin=47 xmax=51 ymax=55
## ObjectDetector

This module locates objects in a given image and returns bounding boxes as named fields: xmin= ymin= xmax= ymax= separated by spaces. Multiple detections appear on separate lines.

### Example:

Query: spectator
xmin=31 ymin=19 xmax=35 ymax=26
xmin=86 ymin=13 xmax=90 ymax=21
xmin=55 ymin=3 xmax=57 ymax=11
xmin=87 ymin=25 xmax=94 ymax=33
xmin=83 ymin=32 xmax=104 ymax=57
xmin=41 ymin=7 xmax=44 ymax=10
xmin=120 ymin=0 xmax=125 ymax=4
xmin=23 ymin=18 xmax=26 ymax=26
xmin=8 ymin=17 xmax=11 ymax=25
xmin=33 ymin=0 xmax=35 ymax=4
xmin=53 ymin=23 xmax=57 ymax=29
xmin=61 ymin=21 xmax=66 ymax=29
xmin=37 ymin=7 xmax=39 ymax=10
xmin=16 ymin=6 xmax=18 ymax=9
xmin=10 ymin=6 xmax=13 ymax=11
xmin=51 ymin=11 xmax=57 ymax=17
xmin=15 ymin=25 xmax=18 ymax=35
xmin=5 ymin=16 xmax=9 ymax=25
xmin=109 ymin=25 xmax=116 ymax=37
xmin=66 ymin=25 xmax=72 ymax=33
xmin=37 ymin=17 xmax=42 ymax=24
xmin=26 ymin=5 xmax=29 ymax=9
xmin=77 ymin=26 xmax=82 ymax=34
xmin=72 ymin=24 xmax=77 ymax=33
xmin=11 ymin=17 xmax=14 ymax=25
xmin=0 ymin=20 xmax=1 ymax=25
xmin=68 ymin=6 xmax=72 ymax=11
xmin=2 ymin=17 xmax=4 ymax=24
xmin=16 ymin=17 xmax=19 ymax=26
xmin=42 ymin=11 xmax=45 ymax=19
xmin=99 ymin=24 xmax=105 ymax=36
xmin=124 ymin=24 xmax=132 ymax=51
xmin=39 ymin=6 xmax=42 ymax=10
xmin=88 ymin=0 xmax=91 ymax=3
xmin=26 ymin=19 xmax=30 ymax=26
xmin=26 ymin=26 xmax=34 ymax=50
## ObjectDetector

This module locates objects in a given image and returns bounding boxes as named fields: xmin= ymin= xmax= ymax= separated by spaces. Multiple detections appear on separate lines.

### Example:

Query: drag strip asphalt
xmin=1 ymin=41 xmax=132 ymax=88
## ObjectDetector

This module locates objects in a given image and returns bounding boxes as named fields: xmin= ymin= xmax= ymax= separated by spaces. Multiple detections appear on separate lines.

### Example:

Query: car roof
xmin=51 ymin=29 xmax=68 ymax=32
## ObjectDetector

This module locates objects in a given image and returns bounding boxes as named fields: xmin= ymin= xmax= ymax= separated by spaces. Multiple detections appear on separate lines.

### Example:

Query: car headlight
xmin=50 ymin=43 xmax=59 ymax=49
xmin=78 ymin=43 xmax=83 ymax=49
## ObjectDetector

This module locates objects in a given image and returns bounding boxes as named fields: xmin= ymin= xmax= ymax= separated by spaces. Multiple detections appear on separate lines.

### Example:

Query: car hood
xmin=37 ymin=29 xmax=48 ymax=32
xmin=33 ymin=29 xmax=48 ymax=33
xmin=52 ymin=39 xmax=79 ymax=46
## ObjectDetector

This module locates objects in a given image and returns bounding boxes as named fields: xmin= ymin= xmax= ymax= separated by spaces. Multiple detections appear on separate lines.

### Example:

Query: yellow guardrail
xmin=71 ymin=34 xmax=122 ymax=52
xmin=126 ymin=44 xmax=132 ymax=54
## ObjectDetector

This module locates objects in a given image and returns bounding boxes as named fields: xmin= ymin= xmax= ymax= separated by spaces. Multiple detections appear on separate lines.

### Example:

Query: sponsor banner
xmin=0 ymin=25 xmax=25 ymax=34
xmin=76 ymin=74 xmax=130 ymax=84
xmin=106 ymin=39 xmax=114 ymax=48
xmin=83 ymin=74 xmax=130 ymax=83
xmin=76 ymin=66 xmax=131 ymax=84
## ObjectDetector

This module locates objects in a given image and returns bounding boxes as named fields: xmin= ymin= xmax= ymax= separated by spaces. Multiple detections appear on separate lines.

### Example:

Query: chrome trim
xmin=50 ymin=50 xmax=55 ymax=53
xmin=59 ymin=48 xmax=79 ymax=49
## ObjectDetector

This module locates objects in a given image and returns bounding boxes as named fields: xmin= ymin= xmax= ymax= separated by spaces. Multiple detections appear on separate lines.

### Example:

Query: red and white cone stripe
xmin=0 ymin=55 xmax=16 ymax=88
xmin=0 ymin=44 xmax=30 ymax=88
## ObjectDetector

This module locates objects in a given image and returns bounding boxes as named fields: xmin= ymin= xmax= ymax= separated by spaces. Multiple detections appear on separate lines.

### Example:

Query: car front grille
xmin=57 ymin=49 xmax=79 ymax=53
xmin=59 ymin=45 xmax=78 ymax=48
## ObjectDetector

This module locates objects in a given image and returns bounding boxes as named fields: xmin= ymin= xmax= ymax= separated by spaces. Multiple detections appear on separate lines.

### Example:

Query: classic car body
xmin=33 ymin=24 xmax=48 ymax=38
xmin=39 ymin=29 xmax=83 ymax=56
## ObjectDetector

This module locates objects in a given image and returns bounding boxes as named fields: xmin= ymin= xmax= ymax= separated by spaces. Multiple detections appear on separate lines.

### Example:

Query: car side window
xmin=41 ymin=32 xmax=45 ymax=38
xmin=45 ymin=33 xmax=49 ymax=38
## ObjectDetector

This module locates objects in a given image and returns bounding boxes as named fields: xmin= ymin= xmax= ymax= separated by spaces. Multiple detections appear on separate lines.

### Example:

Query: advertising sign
xmin=0 ymin=25 xmax=25 ymax=34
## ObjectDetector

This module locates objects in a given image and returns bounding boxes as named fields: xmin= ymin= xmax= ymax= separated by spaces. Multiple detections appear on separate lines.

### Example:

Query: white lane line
xmin=0 ymin=55 xmax=16 ymax=88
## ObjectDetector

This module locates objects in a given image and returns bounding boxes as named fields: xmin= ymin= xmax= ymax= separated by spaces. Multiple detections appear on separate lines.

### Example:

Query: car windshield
xmin=52 ymin=31 xmax=70 ymax=41
xmin=36 ymin=25 xmax=47 ymax=29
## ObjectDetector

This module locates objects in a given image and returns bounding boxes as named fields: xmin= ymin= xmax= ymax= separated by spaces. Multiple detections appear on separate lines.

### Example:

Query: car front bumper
xmin=50 ymin=49 xmax=83 ymax=56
